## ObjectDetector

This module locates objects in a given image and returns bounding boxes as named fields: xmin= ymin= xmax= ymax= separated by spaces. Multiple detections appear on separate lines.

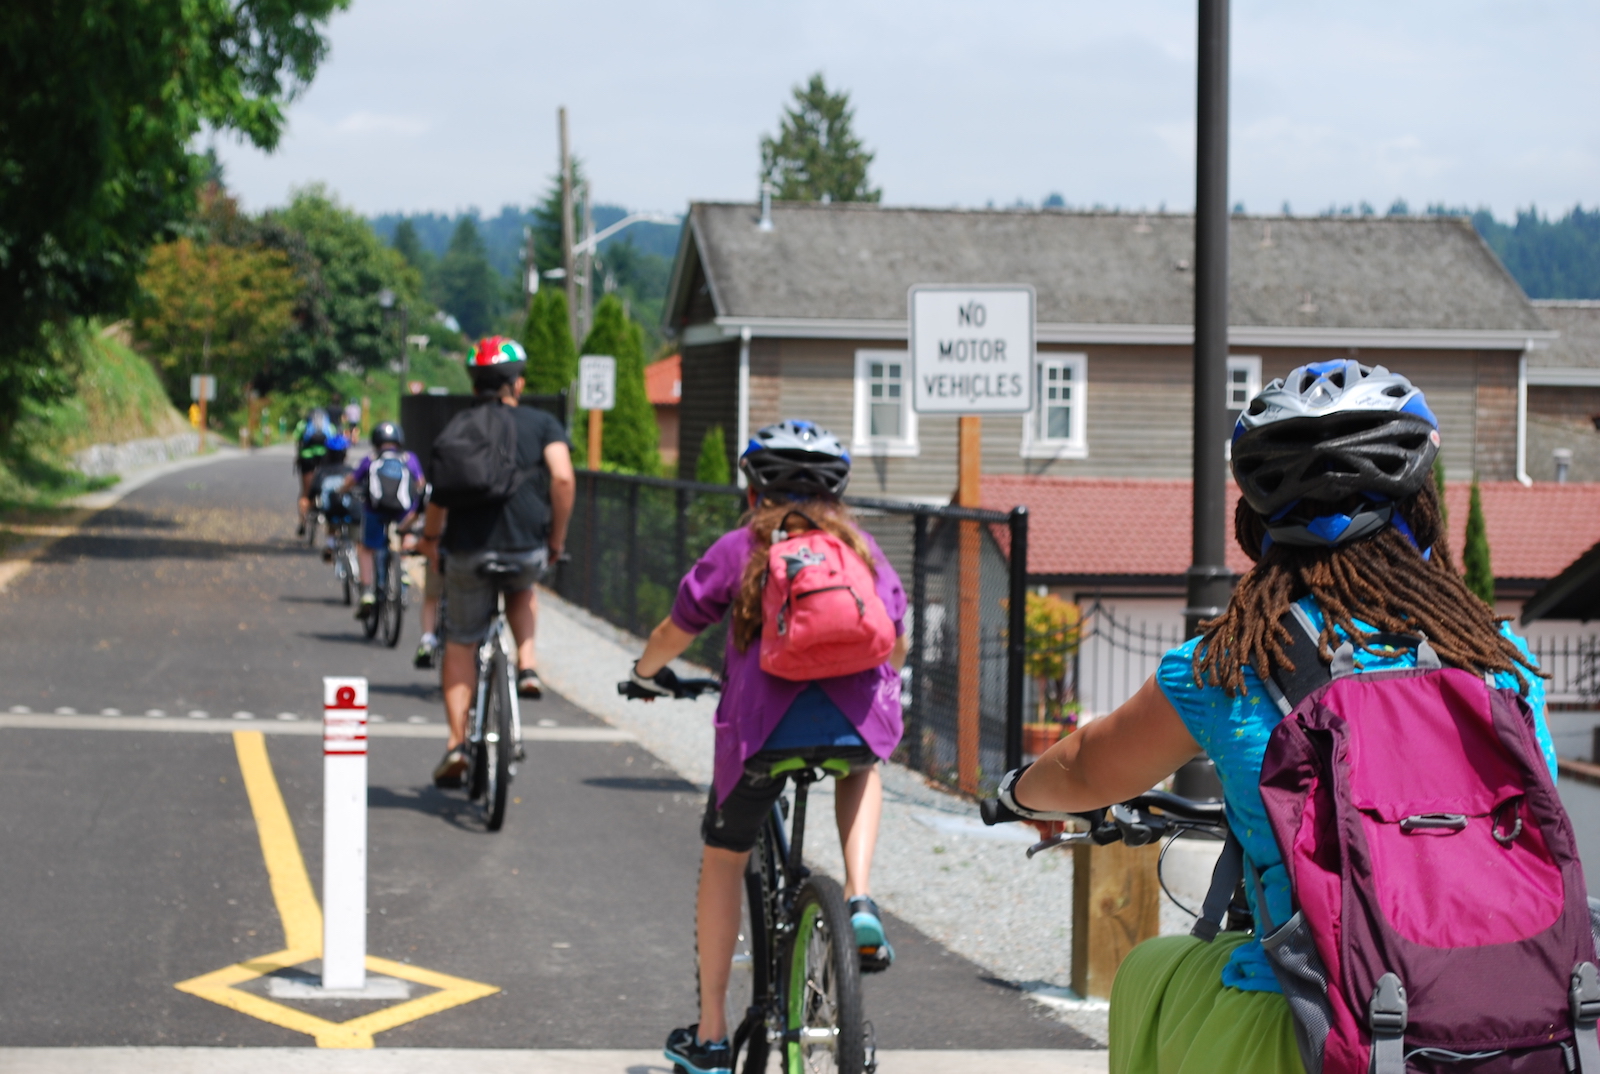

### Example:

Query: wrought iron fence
xmin=1071 ymin=601 xmax=1186 ymax=718
xmin=552 ymin=470 xmax=1030 ymax=795
xmin=1529 ymin=634 xmax=1600 ymax=708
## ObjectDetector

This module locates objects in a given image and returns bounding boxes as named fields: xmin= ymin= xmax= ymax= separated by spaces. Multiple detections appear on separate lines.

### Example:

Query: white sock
xmin=420 ymin=632 xmax=437 ymax=647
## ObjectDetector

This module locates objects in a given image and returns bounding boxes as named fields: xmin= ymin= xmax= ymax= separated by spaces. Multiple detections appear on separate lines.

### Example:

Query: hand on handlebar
xmin=617 ymin=663 xmax=720 ymax=701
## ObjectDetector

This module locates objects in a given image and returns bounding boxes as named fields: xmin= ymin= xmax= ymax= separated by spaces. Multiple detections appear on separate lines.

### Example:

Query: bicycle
xmin=442 ymin=558 xmax=527 ymax=832
xmin=362 ymin=518 xmax=409 ymax=648
xmin=619 ymin=677 xmax=876 ymax=1074
xmin=329 ymin=519 xmax=359 ymax=606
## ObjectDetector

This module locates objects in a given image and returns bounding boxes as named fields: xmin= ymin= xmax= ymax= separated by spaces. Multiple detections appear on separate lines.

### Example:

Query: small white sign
xmin=909 ymin=285 xmax=1035 ymax=414
xmin=578 ymin=355 xmax=616 ymax=411
xmin=189 ymin=374 xmax=217 ymax=402
xmin=322 ymin=675 xmax=368 ymax=991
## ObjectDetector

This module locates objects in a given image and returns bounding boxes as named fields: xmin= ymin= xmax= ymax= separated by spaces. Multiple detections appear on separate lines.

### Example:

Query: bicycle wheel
xmin=480 ymin=647 xmax=513 ymax=831
xmin=728 ymin=835 xmax=777 ymax=1074
xmin=783 ymin=876 xmax=865 ymax=1074
xmin=380 ymin=547 xmax=404 ymax=648
xmin=306 ymin=512 xmax=319 ymax=547
xmin=362 ymin=548 xmax=382 ymax=639
xmin=339 ymin=540 xmax=356 ymax=606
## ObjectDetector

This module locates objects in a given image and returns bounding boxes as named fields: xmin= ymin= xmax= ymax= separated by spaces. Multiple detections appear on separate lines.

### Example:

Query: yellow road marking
xmin=174 ymin=730 xmax=498 ymax=1048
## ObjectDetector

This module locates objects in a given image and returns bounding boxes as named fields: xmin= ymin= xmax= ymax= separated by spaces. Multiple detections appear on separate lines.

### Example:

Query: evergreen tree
xmin=531 ymin=158 xmax=586 ymax=277
xmin=523 ymin=287 xmax=576 ymax=395
xmin=435 ymin=217 xmax=497 ymax=338
xmin=575 ymin=294 xmax=658 ymax=473
xmin=391 ymin=219 xmax=434 ymax=280
xmin=695 ymin=425 xmax=731 ymax=485
xmin=1463 ymin=478 xmax=1494 ymax=605
xmin=760 ymin=73 xmax=880 ymax=203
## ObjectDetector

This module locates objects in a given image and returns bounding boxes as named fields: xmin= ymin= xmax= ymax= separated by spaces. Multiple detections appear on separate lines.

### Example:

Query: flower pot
xmin=1022 ymin=721 xmax=1066 ymax=758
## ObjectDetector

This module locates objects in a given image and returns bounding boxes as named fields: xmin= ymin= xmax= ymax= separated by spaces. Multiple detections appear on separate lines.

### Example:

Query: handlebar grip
xmin=980 ymin=798 xmax=1022 ymax=826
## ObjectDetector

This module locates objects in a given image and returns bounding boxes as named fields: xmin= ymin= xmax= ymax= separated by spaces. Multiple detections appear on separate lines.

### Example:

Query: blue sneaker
xmin=664 ymin=1025 xmax=732 ymax=1074
xmin=849 ymin=895 xmax=894 ymax=973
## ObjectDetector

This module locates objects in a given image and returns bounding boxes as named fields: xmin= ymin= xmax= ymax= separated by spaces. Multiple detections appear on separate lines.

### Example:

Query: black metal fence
xmin=1529 ymin=634 xmax=1600 ymax=709
xmin=553 ymin=470 xmax=1030 ymax=795
xmin=1072 ymin=601 xmax=1187 ymax=717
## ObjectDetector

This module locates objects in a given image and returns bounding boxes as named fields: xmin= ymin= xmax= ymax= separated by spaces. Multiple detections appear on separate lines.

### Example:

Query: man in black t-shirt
xmin=416 ymin=337 xmax=575 ymax=787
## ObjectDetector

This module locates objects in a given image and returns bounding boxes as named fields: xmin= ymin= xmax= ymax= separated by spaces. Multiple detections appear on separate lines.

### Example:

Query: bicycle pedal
xmin=514 ymin=746 xmax=527 ymax=762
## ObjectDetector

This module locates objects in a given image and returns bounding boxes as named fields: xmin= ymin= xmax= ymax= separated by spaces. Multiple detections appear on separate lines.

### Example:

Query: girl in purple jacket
xmin=629 ymin=421 xmax=907 ymax=1074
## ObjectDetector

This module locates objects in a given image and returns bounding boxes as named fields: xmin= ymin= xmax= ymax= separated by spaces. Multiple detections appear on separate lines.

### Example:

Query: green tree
xmin=760 ymin=73 xmax=881 ymax=203
xmin=531 ymin=159 xmax=586 ymax=277
xmin=523 ymin=288 xmax=576 ymax=394
xmin=436 ymin=217 xmax=498 ymax=339
xmin=695 ymin=425 xmax=731 ymax=484
xmin=391 ymin=219 xmax=435 ymax=282
xmin=134 ymin=237 xmax=300 ymax=414
xmin=271 ymin=186 xmax=421 ymax=384
xmin=0 ymin=0 xmax=346 ymax=446
xmin=1463 ymin=478 xmax=1494 ymax=604
xmin=576 ymin=295 xmax=658 ymax=473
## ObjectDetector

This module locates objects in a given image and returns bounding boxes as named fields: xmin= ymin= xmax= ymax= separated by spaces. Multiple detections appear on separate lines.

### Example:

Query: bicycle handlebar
xmin=979 ymin=788 xmax=1226 ymax=857
xmin=617 ymin=677 xmax=721 ymax=701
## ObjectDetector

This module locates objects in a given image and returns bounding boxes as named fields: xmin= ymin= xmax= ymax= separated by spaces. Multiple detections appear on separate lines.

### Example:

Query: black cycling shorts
xmin=701 ymin=745 xmax=878 ymax=853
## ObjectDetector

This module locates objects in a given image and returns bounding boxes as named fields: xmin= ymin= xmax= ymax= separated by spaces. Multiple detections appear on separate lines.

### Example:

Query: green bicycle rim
xmin=786 ymin=898 xmax=823 ymax=1070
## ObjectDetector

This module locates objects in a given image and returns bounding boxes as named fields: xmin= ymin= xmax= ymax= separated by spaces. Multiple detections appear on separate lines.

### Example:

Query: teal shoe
xmin=849 ymin=895 xmax=894 ymax=973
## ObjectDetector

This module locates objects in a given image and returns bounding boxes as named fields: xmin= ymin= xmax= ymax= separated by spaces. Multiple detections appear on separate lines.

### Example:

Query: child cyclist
xmin=997 ymin=361 xmax=1556 ymax=1074
xmin=342 ymin=421 xmax=424 ymax=619
xmin=627 ymin=421 xmax=908 ymax=1074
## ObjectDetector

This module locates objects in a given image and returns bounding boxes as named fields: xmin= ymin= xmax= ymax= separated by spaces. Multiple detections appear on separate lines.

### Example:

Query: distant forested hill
xmin=1468 ymin=207 xmax=1600 ymax=300
xmin=371 ymin=205 xmax=681 ymax=281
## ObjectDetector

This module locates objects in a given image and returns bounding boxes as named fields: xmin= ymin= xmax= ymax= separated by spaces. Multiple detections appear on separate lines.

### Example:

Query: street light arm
xmin=570 ymin=212 xmax=680 ymax=257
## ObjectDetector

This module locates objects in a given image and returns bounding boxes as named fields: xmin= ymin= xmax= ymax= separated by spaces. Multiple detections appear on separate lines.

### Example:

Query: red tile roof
xmin=645 ymin=354 xmax=681 ymax=407
xmin=980 ymin=476 xmax=1600 ymax=581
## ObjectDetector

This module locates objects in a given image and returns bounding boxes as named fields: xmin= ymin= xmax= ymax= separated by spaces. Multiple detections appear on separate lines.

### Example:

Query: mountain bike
xmin=448 ymin=559 xmax=526 ymax=832
xmin=329 ymin=521 xmax=359 ymax=606
xmin=619 ymin=677 xmax=874 ymax=1074
xmin=362 ymin=518 xmax=409 ymax=648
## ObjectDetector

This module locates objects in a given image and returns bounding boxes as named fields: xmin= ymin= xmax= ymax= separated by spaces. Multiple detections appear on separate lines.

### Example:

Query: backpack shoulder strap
xmin=1263 ymin=603 xmax=1331 ymax=717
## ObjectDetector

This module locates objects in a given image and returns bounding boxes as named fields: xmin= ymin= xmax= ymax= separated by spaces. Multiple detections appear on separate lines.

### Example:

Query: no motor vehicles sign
xmin=909 ymin=285 xmax=1034 ymax=414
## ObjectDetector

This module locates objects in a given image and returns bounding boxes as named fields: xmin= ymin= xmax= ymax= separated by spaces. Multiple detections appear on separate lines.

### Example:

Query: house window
xmin=1227 ymin=355 xmax=1262 ymax=410
xmin=852 ymin=350 xmax=918 ymax=456
xmin=1022 ymin=353 xmax=1088 ymax=458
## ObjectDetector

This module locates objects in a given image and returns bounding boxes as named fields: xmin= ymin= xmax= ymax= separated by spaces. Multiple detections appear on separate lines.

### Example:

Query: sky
xmin=215 ymin=0 xmax=1600 ymax=222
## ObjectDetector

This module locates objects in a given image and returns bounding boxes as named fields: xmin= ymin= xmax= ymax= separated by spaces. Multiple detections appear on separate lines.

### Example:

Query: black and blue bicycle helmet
xmin=1231 ymin=360 xmax=1440 ymax=548
xmin=739 ymin=420 xmax=852 ymax=498
xmin=371 ymin=421 xmax=404 ymax=448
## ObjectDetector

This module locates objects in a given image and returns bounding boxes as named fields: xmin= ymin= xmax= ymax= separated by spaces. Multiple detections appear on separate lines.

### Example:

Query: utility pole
xmin=559 ymin=107 xmax=576 ymax=343
xmin=1185 ymin=0 xmax=1233 ymax=639
xmin=577 ymin=181 xmax=594 ymax=344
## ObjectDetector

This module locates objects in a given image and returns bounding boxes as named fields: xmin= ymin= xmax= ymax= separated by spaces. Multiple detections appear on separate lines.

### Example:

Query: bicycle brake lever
xmin=1025 ymin=831 xmax=1093 ymax=859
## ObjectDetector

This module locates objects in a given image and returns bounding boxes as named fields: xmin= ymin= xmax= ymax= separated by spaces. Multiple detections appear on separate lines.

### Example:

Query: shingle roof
xmin=1530 ymin=301 xmax=1600 ymax=369
xmin=645 ymin=353 xmax=681 ymax=407
xmin=979 ymin=475 xmax=1600 ymax=583
xmin=678 ymin=203 xmax=1545 ymax=332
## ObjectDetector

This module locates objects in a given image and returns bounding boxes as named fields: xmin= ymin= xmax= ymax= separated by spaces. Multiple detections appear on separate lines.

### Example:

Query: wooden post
xmin=588 ymin=409 xmax=604 ymax=471
xmin=198 ymin=392 xmax=208 ymax=453
xmin=956 ymin=415 xmax=982 ymax=794
xmin=1071 ymin=840 xmax=1162 ymax=999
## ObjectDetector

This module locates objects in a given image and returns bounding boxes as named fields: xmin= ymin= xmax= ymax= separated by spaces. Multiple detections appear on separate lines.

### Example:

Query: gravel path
xmin=532 ymin=590 xmax=1223 ymax=1044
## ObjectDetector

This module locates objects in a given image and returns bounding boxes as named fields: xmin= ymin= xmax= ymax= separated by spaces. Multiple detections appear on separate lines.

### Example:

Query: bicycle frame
xmin=467 ymin=592 xmax=524 ymax=768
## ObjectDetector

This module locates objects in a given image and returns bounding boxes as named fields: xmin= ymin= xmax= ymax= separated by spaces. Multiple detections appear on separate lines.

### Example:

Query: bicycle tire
xmin=306 ymin=513 xmax=319 ymax=548
xmin=339 ymin=542 xmax=357 ymax=606
xmin=380 ymin=548 xmax=404 ymax=648
xmin=733 ymin=833 xmax=778 ymax=1074
xmin=362 ymin=548 xmax=381 ymax=640
xmin=481 ymin=647 xmax=513 ymax=831
xmin=783 ymin=875 xmax=866 ymax=1074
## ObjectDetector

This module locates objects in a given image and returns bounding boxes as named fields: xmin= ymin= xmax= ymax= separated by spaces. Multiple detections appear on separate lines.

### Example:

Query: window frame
xmin=852 ymin=349 xmax=919 ymax=457
xmin=1226 ymin=355 xmax=1262 ymax=411
xmin=1020 ymin=352 xmax=1088 ymax=459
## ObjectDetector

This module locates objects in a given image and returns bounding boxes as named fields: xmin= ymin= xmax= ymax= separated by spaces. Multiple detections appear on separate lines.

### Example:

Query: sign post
xmin=190 ymin=374 xmax=216 ymax=453
xmin=909 ymin=285 xmax=1034 ymax=793
xmin=578 ymin=354 xmax=616 ymax=470
xmin=322 ymin=676 xmax=368 ymax=991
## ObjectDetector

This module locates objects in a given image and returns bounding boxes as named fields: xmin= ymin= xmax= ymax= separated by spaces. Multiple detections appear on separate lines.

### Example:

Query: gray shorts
xmin=442 ymin=547 xmax=548 ymax=645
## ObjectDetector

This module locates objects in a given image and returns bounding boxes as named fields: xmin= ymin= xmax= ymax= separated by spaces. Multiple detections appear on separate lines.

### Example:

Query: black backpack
xmin=428 ymin=403 xmax=528 ymax=509
xmin=366 ymin=449 xmax=416 ymax=513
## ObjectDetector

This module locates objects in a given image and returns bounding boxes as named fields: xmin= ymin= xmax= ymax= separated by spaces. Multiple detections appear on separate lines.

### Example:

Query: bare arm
xmin=544 ymin=441 xmax=575 ymax=557
xmin=635 ymin=617 xmax=698 ymax=676
xmin=889 ymin=633 xmax=908 ymax=672
xmin=1012 ymin=675 xmax=1202 ymax=814
xmin=416 ymin=501 xmax=448 ymax=569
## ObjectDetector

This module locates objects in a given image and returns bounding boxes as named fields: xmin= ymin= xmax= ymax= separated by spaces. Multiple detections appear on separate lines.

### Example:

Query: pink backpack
xmin=758 ymin=515 xmax=895 ymax=681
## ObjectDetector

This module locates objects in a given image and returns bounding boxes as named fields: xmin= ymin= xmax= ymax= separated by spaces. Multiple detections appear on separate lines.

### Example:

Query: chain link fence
xmin=552 ymin=471 xmax=1029 ymax=796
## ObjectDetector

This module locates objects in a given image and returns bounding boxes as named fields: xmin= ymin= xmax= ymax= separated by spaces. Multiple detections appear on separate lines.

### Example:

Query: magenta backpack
xmin=1195 ymin=611 xmax=1600 ymax=1074
xmin=758 ymin=514 xmax=894 ymax=681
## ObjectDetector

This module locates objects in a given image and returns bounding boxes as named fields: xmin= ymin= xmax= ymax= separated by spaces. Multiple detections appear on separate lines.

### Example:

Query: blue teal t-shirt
xmin=1156 ymin=597 xmax=1555 ymax=994
xmin=761 ymin=683 xmax=866 ymax=750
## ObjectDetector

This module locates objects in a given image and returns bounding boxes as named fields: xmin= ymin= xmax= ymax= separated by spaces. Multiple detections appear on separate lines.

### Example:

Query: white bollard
xmin=322 ymin=676 xmax=368 ymax=991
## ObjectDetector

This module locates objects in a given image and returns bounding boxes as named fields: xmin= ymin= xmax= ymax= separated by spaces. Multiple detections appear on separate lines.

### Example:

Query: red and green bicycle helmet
xmin=470 ymin=336 xmax=527 ymax=389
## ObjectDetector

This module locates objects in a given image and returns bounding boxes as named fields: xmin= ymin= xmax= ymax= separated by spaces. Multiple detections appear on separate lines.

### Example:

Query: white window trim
xmin=852 ymin=349 xmax=919 ymax=457
xmin=1020 ymin=352 xmax=1088 ymax=459
xmin=1226 ymin=355 xmax=1262 ymax=410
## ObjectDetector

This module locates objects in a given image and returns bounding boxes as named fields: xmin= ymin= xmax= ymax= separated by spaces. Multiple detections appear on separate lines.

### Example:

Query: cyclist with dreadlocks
xmin=995 ymin=362 xmax=1554 ymax=1074
xmin=628 ymin=421 xmax=908 ymax=1074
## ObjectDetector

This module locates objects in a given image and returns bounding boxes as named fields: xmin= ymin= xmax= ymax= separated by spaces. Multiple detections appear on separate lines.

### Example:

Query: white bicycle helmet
xmin=739 ymin=420 xmax=852 ymax=498
xmin=1231 ymin=360 xmax=1440 ymax=548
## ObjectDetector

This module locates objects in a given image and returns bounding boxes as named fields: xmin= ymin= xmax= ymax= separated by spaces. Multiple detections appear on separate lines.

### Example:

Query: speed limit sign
xmin=578 ymin=355 xmax=616 ymax=411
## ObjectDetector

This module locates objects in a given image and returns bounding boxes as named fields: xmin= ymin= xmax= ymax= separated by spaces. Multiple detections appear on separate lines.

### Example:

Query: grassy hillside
xmin=0 ymin=322 xmax=188 ymax=509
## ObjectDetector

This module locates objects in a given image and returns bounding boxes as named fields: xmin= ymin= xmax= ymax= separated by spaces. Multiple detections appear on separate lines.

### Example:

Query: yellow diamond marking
xmin=174 ymin=731 xmax=498 ymax=1047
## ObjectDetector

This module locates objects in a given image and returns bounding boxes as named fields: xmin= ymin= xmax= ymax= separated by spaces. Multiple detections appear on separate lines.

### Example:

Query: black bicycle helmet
xmin=371 ymin=421 xmax=404 ymax=448
xmin=1231 ymin=360 xmax=1440 ymax=548
xmin=739 ymin=420 xmax=851 ymax=498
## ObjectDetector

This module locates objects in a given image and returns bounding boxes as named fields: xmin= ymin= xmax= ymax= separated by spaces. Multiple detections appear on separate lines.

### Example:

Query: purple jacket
xmin=671 ymin=526 xmax=907 ymax=805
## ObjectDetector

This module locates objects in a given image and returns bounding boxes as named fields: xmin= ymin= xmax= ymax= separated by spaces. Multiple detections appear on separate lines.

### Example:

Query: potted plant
xmin=1021 ymin=593 xmax=1082 ymax=757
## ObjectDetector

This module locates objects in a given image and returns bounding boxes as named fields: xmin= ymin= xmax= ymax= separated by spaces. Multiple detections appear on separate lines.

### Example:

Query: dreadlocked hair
xmin=1195 ymin=480 xmax=1541 ymax=696
xmin=731 ymin=497 xmax=877 ymax=652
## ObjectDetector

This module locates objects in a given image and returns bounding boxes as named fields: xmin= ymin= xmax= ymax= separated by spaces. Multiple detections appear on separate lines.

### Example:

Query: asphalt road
xmin=0 ymin=451 xmax=1090 ymax=1050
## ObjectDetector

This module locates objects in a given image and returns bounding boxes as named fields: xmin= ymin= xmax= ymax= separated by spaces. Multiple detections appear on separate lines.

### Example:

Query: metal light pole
xmin=559 ymin=107 xmax=576 ymax=343
xmin=1185 ymin=0 xmax=1234 ymax=639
